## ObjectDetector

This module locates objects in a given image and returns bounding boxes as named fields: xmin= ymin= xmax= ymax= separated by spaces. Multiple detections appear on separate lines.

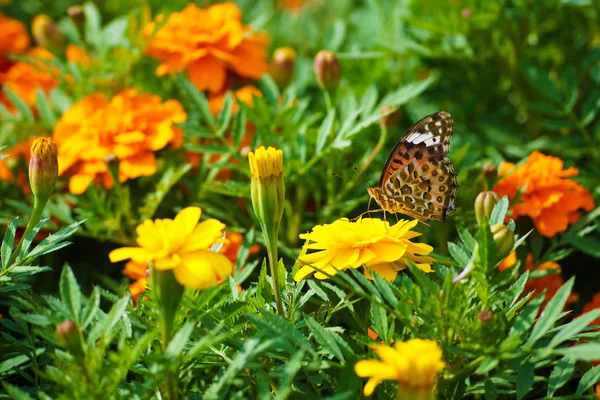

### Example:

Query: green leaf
xmin=177 ymin=75 xmax=216 ymax=131
xmin=526 ymin=277 xmax=574 ymax=347
xmin=563 ymin=234 xmax=600 ymax=257
xmin=216 ymin=92 xmax=233 ymax=137
xmin=549 ymin=309 xmax=600 ymax=348
xmin=59 ymin=266 xmax=81 ymax=323
xmin=26 ymin=220 xmax=84 ymax=260
xmin=576 ymin=363 xmax=600 ymax=394
xmin=260 ymin=74 xmax=280 ymax=106
xmin=548 ymin=357 xmax=575 ymax=396
xmin=2 ymin=87 xmax=33 ymax=121
xmin=509 ymin=293 xmax=544 ymax=335
xmin=490 ymin=196 xmax=509 ymax=225
xmin=2 ymin=383 xmax=35 ymax=400
xmin=274 ymin=349 xmax=305 ymax=400
xmin=370 ymin=302 xmax=389 ymax=344
xmin=81 ymin=287 xmax=100 ymax=330
xmin=406 ymin=261 xmax=439 ymax=295
xmin=165 ymin=322 xmax=194 ymax=359
xmin=139 ymin=164 xmax=191 ymax=220
xmin=448 ymin=242 xmax=470 ymax=266
xmin=0 ymin=348 xmax=45 ymax=375
xmin=304 ymin=315 xmax=345 ymax=362
xmin=231 ymin=108 xmax=247 ymax=148
xmin=484 ymin=379 xmax=497 ymax=400
xmin=556 ymin=343 xmax=600 ymax=361
xmin=457 ymin=225 xmax=477 ymax=250
xmin=516 ymin=359 xmax=534 ymax=400
xmin=475 ymin=357 xmax=499 ymax=375
xmin=35 ymin=88 xmax=56 ymax=128
xmin=521 ymin=63 xmax=562 ymax=103
xmin=379 ymin=76 xmax=435 ymax=108
xmin=477 ymin=223 xmax=497 ymax=273
xmin=2 ymin=217 xmax=18 ymax=269
xmin=316 ymin=110 xmax=336 ymax=154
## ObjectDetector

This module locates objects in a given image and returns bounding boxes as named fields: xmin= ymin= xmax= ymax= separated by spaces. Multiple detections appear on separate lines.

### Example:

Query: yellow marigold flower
xmin=109 ymin=207 xmax=233 ymax=290
xmin=0 ymin=13 xmax=29 ymax=69
xmin=143 ymin=3 xmax=269 ymax=94
xmin=294 ymin=218 xmax=434 ymax=282
xmin=493 ymin=151 xmax=595 ymax=237
xmin=354 ymin=339 xmax=445 ymax=398
xmin=53 ymin=88 xmax=186 ymax=194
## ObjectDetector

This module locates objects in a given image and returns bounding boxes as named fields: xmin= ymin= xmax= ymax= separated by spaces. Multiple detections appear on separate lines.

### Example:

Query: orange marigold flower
xmin=53 ymin=88 xmax=187 ymax=194
xmin=0 ymin=47 xmax=57 ymax=109
xmin=208 ymin=85 xmax=261 ymax=115
xmin=0 ymin=13 xmax=29 ymax=70
xmin=66 ymin=44 xmax=92 ymax=66
xmin=493 ymin=151 xmax=595 ymax=237
xmin=221 ymin=231 xmax=260 ymax=264
xmin=0 ymin=137 xmax=35 ymax=184
xmin=123 ymin=260 xmax=149 ymax=301
xmin=143 ymin=3 xmax=268 ymax=93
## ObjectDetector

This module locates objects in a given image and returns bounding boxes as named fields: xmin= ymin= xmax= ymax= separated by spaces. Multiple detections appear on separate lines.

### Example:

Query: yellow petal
xmin=153 ymin=254 xmax=182 ymax=270
xmin=109 ymin=247 xmax=152 ymax=263
xmin=364 ymin=262 xmax=398 ymax=281
xmin=368 ymin=242 xmax=407 ymax=262
xmin=181 ymin=219 xmax=226 ymax=253
xmin=173 ymin=207 xmax=202 ymax=238
xmin=363 ymin=378 xmax=383 ymax=396
xmin=175 ymin=251 xmax=233 ymax=289
xmin=294 ymin=265 xmax=316 ymax=281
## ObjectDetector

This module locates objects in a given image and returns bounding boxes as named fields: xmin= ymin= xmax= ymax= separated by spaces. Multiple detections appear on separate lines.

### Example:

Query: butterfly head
xmin=367 ymin=187 xmax=384 ymax=205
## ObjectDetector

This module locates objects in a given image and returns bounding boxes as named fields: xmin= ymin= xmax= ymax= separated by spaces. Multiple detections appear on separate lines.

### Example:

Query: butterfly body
xmin=368 ymin=111 xmax=458 ymax=222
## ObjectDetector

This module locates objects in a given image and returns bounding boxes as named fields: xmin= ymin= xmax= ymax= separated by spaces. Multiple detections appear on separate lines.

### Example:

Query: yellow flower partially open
xmin=248 ymin=146 xmax=283 ymax=180
xmin=109 ymin=207 xmax=232 ymax=290
xmin=354 ymin=339 xmax=446 ymax=396
xmin=294 ymin=218 xmax=434 ymax=282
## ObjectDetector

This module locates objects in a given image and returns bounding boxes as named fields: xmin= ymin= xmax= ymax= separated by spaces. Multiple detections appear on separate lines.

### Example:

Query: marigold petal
xmin=173 ymin=207 xmax=202 ymax=239
xmin=176 ymin=251 xmax=232 ymax=289
xmin=363 ymin=378 xmax=383 ymax=397
xmin=187 ymin=56 xmax=227 ymax=93
xmin=69 ymin=174 xmax=95 ymax=194
xmin=109 ymin=247 xmax=153 ymax=263
xmin=365 ymin=263 xmax=399 ymax=281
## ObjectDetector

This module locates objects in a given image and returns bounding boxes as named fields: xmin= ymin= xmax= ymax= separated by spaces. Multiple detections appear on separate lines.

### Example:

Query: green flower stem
xmin=8 ymin=195 xmax=49 ymax=266
xmin=323 ymin=89 xmax=334 ymax=113
xmin=397 ymin=385 xmax=436 ymax=400
xmin=263 ymin=223 xmax=285 ymax=317
xmin=151 ymin=268 xmax=184 ymax=400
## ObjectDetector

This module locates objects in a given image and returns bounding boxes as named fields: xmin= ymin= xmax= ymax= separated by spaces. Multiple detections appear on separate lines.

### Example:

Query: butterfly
xmin=367 ymin=111 xmax=458 ymax=222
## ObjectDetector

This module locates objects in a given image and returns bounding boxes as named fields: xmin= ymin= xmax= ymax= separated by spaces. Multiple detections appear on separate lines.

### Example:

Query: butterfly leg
xmin=394 ymin=213 xmax=399 ymax=223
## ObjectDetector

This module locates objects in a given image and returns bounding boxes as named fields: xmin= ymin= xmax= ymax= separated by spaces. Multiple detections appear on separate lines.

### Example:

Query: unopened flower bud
xmin=67 ymin=5 xmax=85 ymax=27
xmin=56 ymin=320 xmax=83 ymax=355
xmin=314 ymin=50 xmax=341 ymax=90
xmin=490 ymin=224 xmax=515 ymax=259
xmin=478 ymin=309 xmax=493 ymax=323
xmin=31 ymin=14 xmax=65 ymax=54
xmin=270 ymin=47 xmax=296 ymax=88
xmin=474 ymin=191 xmax=500 ymax=224
xmin=249 ymin=146 xmax=285 ymax=228
xmin=461 ymin=8 xmax=473 ymax=19
xmin=29 ymin=137 xmax=58 ymax=199
xmin=379 ymin=105 xmax=400 ymax=129
xmin=482 ymin=163 xmax=497 ymax=180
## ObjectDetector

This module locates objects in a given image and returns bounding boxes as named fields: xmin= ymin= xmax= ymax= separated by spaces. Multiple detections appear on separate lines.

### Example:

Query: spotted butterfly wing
xmin=367 ymin=111 xmax=458 ymax=221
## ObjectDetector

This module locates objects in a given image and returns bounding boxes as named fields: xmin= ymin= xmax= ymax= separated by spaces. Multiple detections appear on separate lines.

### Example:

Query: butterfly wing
xmin=378 ymin=111 xmax=458 ymax=221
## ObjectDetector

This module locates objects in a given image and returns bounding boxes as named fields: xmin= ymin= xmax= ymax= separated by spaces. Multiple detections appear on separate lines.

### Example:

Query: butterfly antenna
xmin=331 ymin=172 xmax=353 ymax=182
xmin=352 ymin=166 xmax=373 ymax=189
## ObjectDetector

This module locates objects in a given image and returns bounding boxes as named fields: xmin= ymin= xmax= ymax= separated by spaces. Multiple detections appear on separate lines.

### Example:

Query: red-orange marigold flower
xmin=208 ymin=85 xmax=261 ymax=116
xmin=0 ymin=13 xmax=29 ymax=71
xmin=143 ymin=3 xmax=268 ymax=94
xmin=582 ymin=293 xmax=600 ymax=330
xmin=53 ymin=88 xmax=187 ymax=194
xmin=493 ymin=151 xmax=595 ymax=237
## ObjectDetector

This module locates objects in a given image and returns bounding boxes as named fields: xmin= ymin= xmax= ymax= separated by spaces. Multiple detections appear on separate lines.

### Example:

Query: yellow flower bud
xmin=314 ymin=50 xmax=341 ymax=90
xmin=270 ymin=47 xmax=296 ymax=88
xmin=31 ymin=14 xmax=65 ymax=54
xmin=490 ymin=224 xmax=515 ymax=259
xmin=248 ymin=146 xmax=286 ymax=315
xmin=474 ymin=191 xmax=500 ymax=224
xmin=29 ymin=137 xmax=58 ymax=199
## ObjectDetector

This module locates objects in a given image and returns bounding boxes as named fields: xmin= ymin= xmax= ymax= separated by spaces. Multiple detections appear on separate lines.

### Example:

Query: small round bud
xmin=379 ymin=105 xmax=400 ymax=129
xmin=67 ymin=5 xmax=85 ymax=26
xmin=482 ymin=163 xmax=497 ymax=180
xmin=490 ymin=224 xmax=515 ymax=259
xmin=461 ymin=8 xmax=473 ymax=19
xmin=29 ymin=138 xmax=58 ymax=199
xmin=56 ymin=320 xmax=82 ymax=355
xmin=270 ymin=47 xmax=296 ymax=88
xmin=474 ymin=191 xmax=500 ymax=225
xmin=314 ymin=50 xmax=341 ymax=90
xmin=478 ymin=309 xmax=493 ymax=323
xmin=31 ymin=14 xmax=65 ymax=54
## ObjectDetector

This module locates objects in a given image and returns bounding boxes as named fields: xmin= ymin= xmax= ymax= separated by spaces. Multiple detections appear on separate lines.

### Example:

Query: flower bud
xmin=29 ymin=137 xmax=58 ymax=199
xmin=314 ymin=50 xmax=341 ymax=90
xmin=474 ymin=191 xmax=500 ymax=224
xmin=490 ymin=224 xmax=515 ymax=259
xmin=56 ymin=320 xmax=83 ymax=355
xmin=31 ymin=14 xmax=65 ymax=54
xmin=478 ymin=309 xmax=493 ymax=323
xmin=379 ymin=105 xmax=400 ymax=129
xmin=461 ymin=8 xmax=473 ymax=19
xmin=270 ymin=47 xmax=296 ymax=88
xmin=67 ymin=5 xmax=86 ymax=27
xmin=249 ymin=146 xmax=285 ymax=228
xmin=482 ymin=163 xmax=497 ymax=180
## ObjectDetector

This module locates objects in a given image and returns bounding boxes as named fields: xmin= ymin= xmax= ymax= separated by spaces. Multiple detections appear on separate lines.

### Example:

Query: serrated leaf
xmin=448 ymin=242 xmax=470 ymax=266
xmin=526 ymin=278 xmax=574 ymax=347
xmin=457 ymin=225 xmax=477 ymax=250
xmin=26 ymin=220 xmax=84 ymax=260
xmin=165 ymin=322 xmax=194 ymax=359
xmin=316 ymin=110 xmax=336 ymax=154
xmin=490 ymin=196 xmax=509 ymax=225
xmin=304 ymin=315 xmax=345 ymax=362
xmin=549 ymin=309 xmax=600 ymax=349
xmin=2 ymin=383 xmax=35 ymax=400
xmin=556 ymin=343 xmax=600 ymax=361
xmin=576 ymin=363 xmax=600 ymax=394
xmin=139 ymin=164 xmax=191 ymax=220
xmin=216 ymin=92 xmax=233 ymax=137
xmin=509 ymin=294 xmax=544 ymax=335
xmin=177 ymin=75 xmax=216 ymax=131
xmin=516 ymin=359 xmax=534 ymax=400
xmin=3 ymin=87 xmax=33 ymax=121
xmin=370 ymin=302 xmax=389 ymax=344
xmin=81 ymin=287 xmax=100 ymax=330
xmin=548 ymin=357 xmax=575 ymax=396
xmin=59 ymin=266 xmax=81 ymax=323
xmin=2 ymin=217 xmax=18 ymax=269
